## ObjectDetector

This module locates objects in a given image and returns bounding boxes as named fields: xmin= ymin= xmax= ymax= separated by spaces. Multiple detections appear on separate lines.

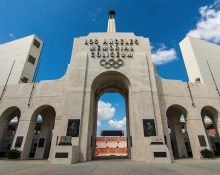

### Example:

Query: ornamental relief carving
xmin=85 ymin=38 xmax=138 ymax=69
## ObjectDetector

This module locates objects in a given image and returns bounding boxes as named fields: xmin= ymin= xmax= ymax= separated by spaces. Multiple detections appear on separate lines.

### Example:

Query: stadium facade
xmin=0 ymin=11 xmax=220 ymax=164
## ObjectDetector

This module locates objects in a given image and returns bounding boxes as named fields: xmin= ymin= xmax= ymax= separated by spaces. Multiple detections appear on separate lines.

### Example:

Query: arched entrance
xmin=201 ymin=106 xmax=220 ymax=156
xmin=27 ymin=105 xmax=56 ymax=159
xmin=88 ymin=71 xmax=131 ymax=160
xmin=95 ymin=93 xmax=128 ymax=158
xmin=0 ymin=106 xmax=21 ymax=157
xmin=166 ymin=105 xmax=192 ymax=159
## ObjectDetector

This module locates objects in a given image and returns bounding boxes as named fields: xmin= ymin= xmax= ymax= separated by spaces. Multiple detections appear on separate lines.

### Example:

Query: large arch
xmin=87 ymin=71 xmax=131 ymax=160
xmin=24 ymin=105 xmax=56 ymax=159
xmin=0 ymin=106 xmax=21 ymax=157
xmin=166 ymin=104 xmax=192 ymax=159
xmin=91 ymin=71 xmax=130 ymax=98
xmin=201 ymin=106 xmax=220 ymax=156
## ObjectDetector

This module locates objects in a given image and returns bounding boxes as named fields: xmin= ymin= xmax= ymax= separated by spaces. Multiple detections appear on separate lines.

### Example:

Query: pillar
xmin=0 ymin=120 xmax=9 ymax=152
xmin=34 ymin=120 xmax=53 ymax=159
xmin=169 ymin=122 xmax=179 ymax=158
xmin=173 ymin=122 xmax=188 ymax=158
xmin=162 ymin=117 xmax=174 ymax=160
xmin=186 ymin=115 xmax=211 ymax=159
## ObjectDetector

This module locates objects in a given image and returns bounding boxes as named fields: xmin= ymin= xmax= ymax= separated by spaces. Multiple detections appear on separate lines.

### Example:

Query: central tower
xmin=107 ymin=10 xmax=116 ymax=32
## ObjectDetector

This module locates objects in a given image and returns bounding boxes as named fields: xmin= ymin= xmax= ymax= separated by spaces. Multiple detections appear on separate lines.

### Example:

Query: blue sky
xmin=97 ymin=93 xmax=126 ymax=136
xmin=0 ymin=0 xmax=220 ymax=135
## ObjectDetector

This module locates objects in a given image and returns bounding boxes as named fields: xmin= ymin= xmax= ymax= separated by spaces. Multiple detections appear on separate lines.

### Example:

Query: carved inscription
xmin=85 ymin=38 xmax=138 ymax=69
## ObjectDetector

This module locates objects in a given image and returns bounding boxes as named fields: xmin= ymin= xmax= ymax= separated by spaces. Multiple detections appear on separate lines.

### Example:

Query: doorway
xmin=0 ymin=107 xmax=20 ymax=157
xmin=28 ymin=105 xmax=55 ymax=159
xmin=201 ymin=106 xmax=220 ymax=156
xmin=95 ymin=93 xmax=128 ymax=159
xmin=166 ymin=105 xmax=193 ymax=159
xmin=89 ymin=71 xmax=131 ymax=160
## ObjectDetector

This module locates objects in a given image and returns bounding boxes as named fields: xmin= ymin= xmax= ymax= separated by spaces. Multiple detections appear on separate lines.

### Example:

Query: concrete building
xmin=180 ymin=36 xmax=220 ymax=86
xmin=0 ymin=35 xmax=43 ymax=86
xmin=0 ymin=11 xmax=220 ymax=164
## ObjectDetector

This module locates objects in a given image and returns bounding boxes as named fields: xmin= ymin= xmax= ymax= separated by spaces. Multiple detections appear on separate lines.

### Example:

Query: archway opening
xmin=95 ymin=93 xmax=128 ymax=159
xmin=89 ymin=71 xmax=131 ymax=160
xmin=166 ymin=105 xmax=193 ymax=159
xmin=28 ymin=105 xmax=55 ymax=159
xmin=201 ymin=106 xmax=220 ymax=156
xmin=0 ymin=107 xmax=20 ymax=157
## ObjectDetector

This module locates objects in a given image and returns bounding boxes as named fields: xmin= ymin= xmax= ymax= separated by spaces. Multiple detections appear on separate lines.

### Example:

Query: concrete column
xmin=43 ymin=125 xmax=53 ymax=159
xmin=0 ymin=121 xmax=7 ymax=140
xmin=13 ymin=119 xmax=36 ymax=159
xmin=202 ymin=119 xmax=213 ymax=151
xmin=126 ymin=95 xmax=132 ymax=159
xmin=173 ymin=122 xmax=188 ymax=158
xmin=130 ymin=92 xmax=153 ymax=162
xmin=216 ymin=117 xmax=220 ymax=137
xmin=48 ymin=118 xmax=63 ymax=162
xmin=79 ymin=92 xmax=92 ymax=161
xmin=162 ymin=118 xmax=174 ymax=160
xmin=128 ymin=92 xmax=135 ymax=161
xmin=186 ymin=117 xmax=211 ymax=159
xmin=34 ymin=121 xmax=53 ymax=159
xmin=0 ymin=120 xmax=8 ymax=152
xmin=153 ymin=97 xmax=166 ymax=137
xmin=169 ymin=122 xmax=179 ymax=158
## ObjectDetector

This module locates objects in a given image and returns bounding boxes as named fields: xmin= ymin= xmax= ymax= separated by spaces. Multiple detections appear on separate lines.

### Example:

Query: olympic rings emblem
xmin=100 ymin=59 xmax=124 ymax=69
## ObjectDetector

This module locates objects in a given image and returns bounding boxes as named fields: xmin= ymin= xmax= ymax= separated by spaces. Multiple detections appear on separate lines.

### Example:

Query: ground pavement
xmin=0 ymin=158 xmax=220 ymax=175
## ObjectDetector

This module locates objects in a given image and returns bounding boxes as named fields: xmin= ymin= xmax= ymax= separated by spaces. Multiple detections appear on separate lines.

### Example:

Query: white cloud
xmin=108 ymin=117 xmax=126 ymax=129
xmin=204 ymin=116 xmax=213 ymax=124
xmin=180 ymin=114 xmax=186 ymax=122
xmin=9 ymin=33 xmax=15 ymax=39
xmin=97 ymin=120 xmax=101 ymax=127
xmin=188 ymin=1 xmax=220 ymax=43
xmin=152 ymin=46 xmax=177 ymax=65
xmin=9 ymin=116 xmax=18 ymax=124
xmin=37 ymin=115 xmax=42 ymax=123
xmin=98 ymin=101 xmax=115 ymax=120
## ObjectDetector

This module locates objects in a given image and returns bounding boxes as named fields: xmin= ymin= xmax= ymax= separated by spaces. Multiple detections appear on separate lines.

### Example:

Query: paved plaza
xmin=0 ymin=159 xmax=220 ymax=175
